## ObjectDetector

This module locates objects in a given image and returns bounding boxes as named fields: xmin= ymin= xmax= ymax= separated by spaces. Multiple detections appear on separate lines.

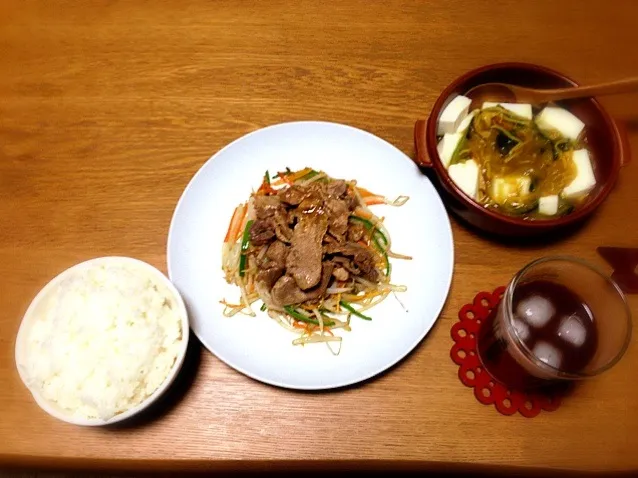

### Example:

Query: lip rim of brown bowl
xmin=419 ymin=61 xmax=627 ymax=230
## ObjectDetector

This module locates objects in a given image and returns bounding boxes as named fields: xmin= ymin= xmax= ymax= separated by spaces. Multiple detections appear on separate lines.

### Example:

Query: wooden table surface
xmin=2 ymin=0 xmax=638 ymax=474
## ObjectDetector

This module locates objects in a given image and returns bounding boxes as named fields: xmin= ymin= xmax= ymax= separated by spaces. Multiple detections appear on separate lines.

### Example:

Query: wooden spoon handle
xmin=538 ymin=77 xmax=638 ymax=102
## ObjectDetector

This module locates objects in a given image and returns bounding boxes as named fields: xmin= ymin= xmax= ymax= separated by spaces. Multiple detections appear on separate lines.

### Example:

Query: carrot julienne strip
xmin=224 ymin=204 xmax=247 ymax=243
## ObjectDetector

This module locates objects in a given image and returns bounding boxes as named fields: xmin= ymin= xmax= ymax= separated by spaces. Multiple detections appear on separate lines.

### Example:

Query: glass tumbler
xmin=477 ymin=256 xmax=632 ymax=390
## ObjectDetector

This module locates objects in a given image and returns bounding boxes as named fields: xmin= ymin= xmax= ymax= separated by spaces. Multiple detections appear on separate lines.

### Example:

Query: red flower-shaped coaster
xmin=451 ymin=287 xmax=563 ymax=418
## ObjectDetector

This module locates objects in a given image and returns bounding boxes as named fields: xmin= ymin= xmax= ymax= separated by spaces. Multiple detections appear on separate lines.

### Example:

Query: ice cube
xmin=511 ymin=318 xmax=530 ymax=342
xmin=557 ymin=315 xmax=587 ymax=347
xmin=516 ymin=295 xmax=555 ymax=328
xmin=533 ymin=341 xmax=562 ymax=370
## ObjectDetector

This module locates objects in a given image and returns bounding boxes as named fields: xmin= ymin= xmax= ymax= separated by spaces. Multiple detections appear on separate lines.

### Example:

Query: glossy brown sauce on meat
xmin=248 ymin=179 xmax=381 ymax=307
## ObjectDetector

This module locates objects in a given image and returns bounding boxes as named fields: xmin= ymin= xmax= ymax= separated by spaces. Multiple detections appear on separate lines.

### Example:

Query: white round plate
xmin=167 ymin=121 xmax=454 ymax=390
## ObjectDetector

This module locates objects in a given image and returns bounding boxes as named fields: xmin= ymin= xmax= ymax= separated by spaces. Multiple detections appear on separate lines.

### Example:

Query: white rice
xmin=19 ymin=261 xmax=184 ymax=420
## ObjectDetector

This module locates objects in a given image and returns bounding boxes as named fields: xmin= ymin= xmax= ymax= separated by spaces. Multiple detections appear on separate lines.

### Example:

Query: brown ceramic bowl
xmin=414 ymin=62 xmax=631 ymax=237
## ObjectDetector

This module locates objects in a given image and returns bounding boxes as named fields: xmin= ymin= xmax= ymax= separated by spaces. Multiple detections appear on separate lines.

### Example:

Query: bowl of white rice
xmin=14 ymin=256 xmax=190 ymax=426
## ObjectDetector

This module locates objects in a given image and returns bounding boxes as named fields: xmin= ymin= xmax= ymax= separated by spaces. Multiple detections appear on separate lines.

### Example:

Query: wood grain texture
xmin=1 ymin=0 xmax=638 ymax=473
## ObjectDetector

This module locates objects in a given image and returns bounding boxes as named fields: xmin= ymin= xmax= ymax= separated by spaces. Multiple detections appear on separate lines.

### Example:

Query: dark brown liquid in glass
xmin=478 ymin=280 xmax=598 ymax=389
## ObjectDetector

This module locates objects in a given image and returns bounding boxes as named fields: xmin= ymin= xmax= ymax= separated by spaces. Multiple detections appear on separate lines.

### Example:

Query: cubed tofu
xmin=437 ymin=95 xmax=472 ymax=135
xmin=490 ymin=176 xmax=532 ymax=205
xmin=535 ymin=106 xmax=585 ymax=140
xmin=539 ymin=195 xmax=559 ymax=215
xmin=436 ymin=133 xmax=463 ymax=168
xmin=448 ymin=160 xmax=479 ymax=199
xmin=482 ymin=102 xmax=533 ymax=120
xmin=562 ymin=149 xmax=596 ymax=198
xmin=456 ymin=109 xmax=478 ymax=134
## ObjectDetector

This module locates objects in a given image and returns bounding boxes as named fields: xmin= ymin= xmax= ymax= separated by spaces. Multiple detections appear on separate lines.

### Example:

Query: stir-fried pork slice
xmin=278 ymin=185 xmax=308 ymax=206
xmin=255 ymin=240 xmax=289 ymax=290
xmin=271 ymin=263 xmax=334 ymax=306
xmin=326 ymin=180 xmax=348 ymax=198
xmin=254 ymin=195 xmax=284 ymax=219
xmin=286 ymin=212 xmax=328 ymax=290
xmin=249 ymin=219 xmax=276 ymax=246
xmin=265 ymin=240 xmax=289 ymax=267
xmin=324 ymin=243 xmax=380 ymax=282
xmin=270 ymin=275 xmax=306 ymax=305
xmin=298 ymin=192 xmax=324 ymax=213
xmin=254 ymin=195 xmax=293 ymax=242
xmin=256 ymin=266 xmax=285 ymax=290
xmin=325 ymin=197 xmax=350 ymax=239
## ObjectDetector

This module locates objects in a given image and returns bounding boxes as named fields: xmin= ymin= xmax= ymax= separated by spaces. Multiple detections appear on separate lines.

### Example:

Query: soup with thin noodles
xmin=436 ymin=99 xmax=595 ymax=220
